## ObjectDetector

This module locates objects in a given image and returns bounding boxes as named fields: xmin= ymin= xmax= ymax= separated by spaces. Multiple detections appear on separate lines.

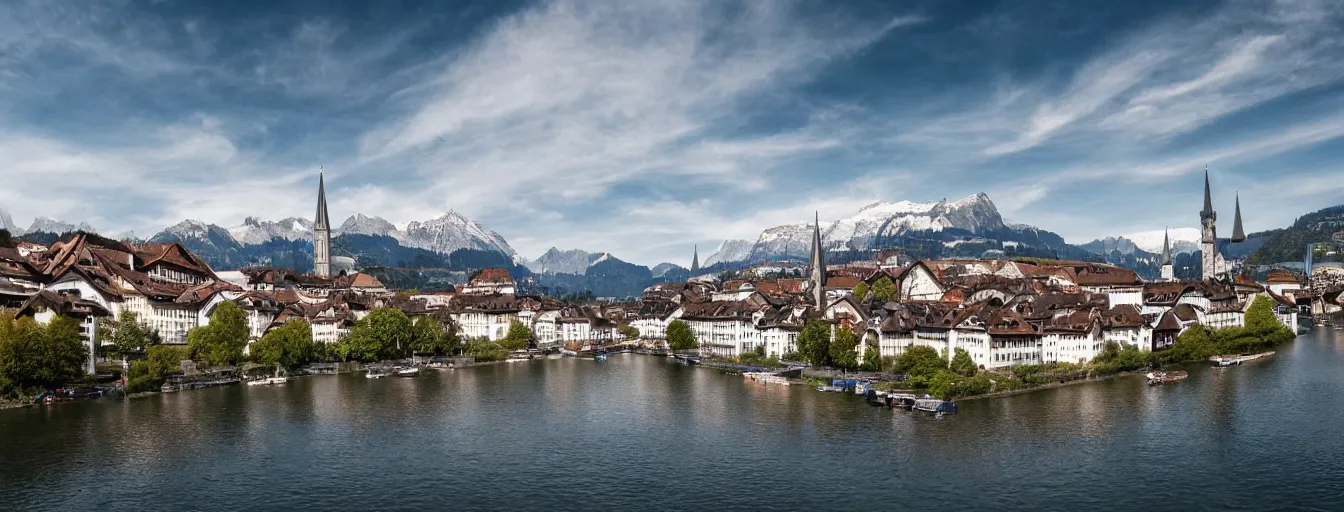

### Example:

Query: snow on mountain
xmin=400 ymin=210 xmax=517 ymax=260
xmin=589 ymin=252 xmax=612 ymax=266
xmin=651 ymin=262 xmax=685 ymax=278
xmin=27 ymin=216 xmax=94 ymax=234
xmin=703 ymin=239 xmax=755 ymax=267
xmin=0 ymin=209 xmax=22 ymax=235
xmin=727 ymin=193 xmax=1010 ymax=263
xmin=526 ymin=248 xmax=595 ymax=275
xmin=151 ymin=220 xmax=240 ymax=248
xmin=1123 ymin=228 xmax=1202 ymax=255
xmin=336 ymin=214 xmax=398 ymax=238
xmin=228 ymin=217 xmax=314 ymax=245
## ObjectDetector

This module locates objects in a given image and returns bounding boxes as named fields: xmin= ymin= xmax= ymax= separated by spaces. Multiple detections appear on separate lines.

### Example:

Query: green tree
xmin=251 ymin=319 xmax=314 ymax=369
xmin=345 ymin=307 xmax=413 ymax=362
xmin=796 ymin=321 xmax=831 ymax=367
xmin=852 ymin=281 xmax=870 ymax=300
xmin=829 ymin=327 xmax=859 ymax=371
xmin=950 ymin=348 xmax=977 ymax=377
xmin=0 ymin=315 xmax=88 ymax=396
xmin=893 ymin=346 xmax=948 ymax=388
xmin=1244 ymin=295 xmax=1295 ymax=345
xmin=859 ymin=343 xmax=882 ymax=372
xmin=466 ymin=339 xmax=508 ymax=362
xmin=871 ymin=276 xmax=899 ymax=302
xmin=110 ymin=310 xmax=157 ymax=354
xmin=499 ymin=320 xmax=533 ymax=351
xmin=619 ymin=325 xmax=640 ymax=340
xmin=187 ymin=302 xmax=250 ymax=366
xmin=666 ymin=320 xmax=697 ymax=351
xmin=410 ymin=316 xmax=456 ymax=356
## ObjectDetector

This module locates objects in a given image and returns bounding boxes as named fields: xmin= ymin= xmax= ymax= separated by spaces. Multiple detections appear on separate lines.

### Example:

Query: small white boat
xmin=246 ymin=379 xmax=270 ymax=386
xmin=366 ymin=369 xmax=388 ymax=379
xmin=394 ymin=367 xmax=420 ymax=377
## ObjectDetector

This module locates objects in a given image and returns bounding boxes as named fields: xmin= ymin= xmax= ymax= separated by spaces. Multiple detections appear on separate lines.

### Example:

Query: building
xmin=460 ymin=268 xmax=516 ymax=296
xmin=313 ymin=169 xmax=332 ymax=278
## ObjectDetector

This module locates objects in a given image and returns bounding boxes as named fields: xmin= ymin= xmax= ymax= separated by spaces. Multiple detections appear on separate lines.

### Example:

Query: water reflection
xmin=3 ymin=333 xmax=1343 ymax=511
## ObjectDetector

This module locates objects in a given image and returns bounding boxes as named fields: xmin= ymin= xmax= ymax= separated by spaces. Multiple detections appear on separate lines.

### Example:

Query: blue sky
xmin=2 ymin=0 xmax=1343 ymax=266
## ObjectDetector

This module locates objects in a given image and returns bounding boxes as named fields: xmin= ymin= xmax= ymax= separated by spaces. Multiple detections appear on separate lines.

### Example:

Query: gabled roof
xmin=17 ymin=290 xmax=111 ymax=318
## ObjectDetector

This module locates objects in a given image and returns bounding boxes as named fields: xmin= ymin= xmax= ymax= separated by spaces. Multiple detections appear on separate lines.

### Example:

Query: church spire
xmin=690 ymin=245 xmax=700 ymax=274
xmin=810 ymin=211 xmax=826 ymax=307
xmin=1200 ymin=166 xmax=1215 ymax=221
xmin=313 ymin=167 xmax=332 ymax=278
xmin=1231 ymin=193 xmax=1246 ymax=243
xmin=1161 ymin=228 xmax=1172 ymax=266
xmin=315 ymin=166 xmax=331 ymax=231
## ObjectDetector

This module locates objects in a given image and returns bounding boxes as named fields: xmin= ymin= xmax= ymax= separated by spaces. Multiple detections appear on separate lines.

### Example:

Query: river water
xmin=3 ymin=330 xmax=1343 ymax=511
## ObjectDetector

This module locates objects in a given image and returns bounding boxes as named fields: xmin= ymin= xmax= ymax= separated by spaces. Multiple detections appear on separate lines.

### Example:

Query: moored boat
xmin=394 ymin=366 xmax=420 ymax=377
xmin=913 ymin=399 xmax=957 ymax=417
xmin=1146 ymin=371 xmax=1188 ymax=385
xmin=594 ymin=350 xmax=609 ymax=362
xmin=365 ymin=368 xmax=388 ymax=379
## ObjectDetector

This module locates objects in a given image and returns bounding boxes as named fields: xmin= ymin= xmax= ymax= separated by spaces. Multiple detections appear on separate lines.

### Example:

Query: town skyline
xmin=2 ymin=0 xmax=1343 ymax=265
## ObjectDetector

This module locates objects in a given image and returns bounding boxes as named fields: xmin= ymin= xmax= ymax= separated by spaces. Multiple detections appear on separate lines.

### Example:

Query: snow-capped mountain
xmin=400 ymin=211 xmax=517 ymax=261
xmin=716 ymin=193 xmax=1015 ymax=264
xmin=651 ymin=262 xmax=686 ymax=278
xmin=1081 ymin=228 xmax=1201 ymax=256
xmin=704 ymin=239 xmax=755 ymax=267
xmin=151 ymin=220 xmax=241 ymax=250
xmin=1125 ymin=228 xmax=1201 ymax=255
xmin=337 ymin=214 xmax=398 ymax=237
xmin=526 ymin=248 xmax=596 ymax=275
xmin=228 ymin=217 xmax=314 ymax=245
xmin=0 ymin=209 xmax=22 ymax=235
xmin=27 ymin=216 xmax=94 ymax=234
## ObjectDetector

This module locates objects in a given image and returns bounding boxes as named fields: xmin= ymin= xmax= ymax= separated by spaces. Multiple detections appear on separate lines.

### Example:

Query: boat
xmin=559 ymin=348 xmax=579 ymax=357
xmin=854 ymin=380 xmax=874 ymax=395
xmin=815 ymin=385 xmax=845 ymax=392
xmin=394 ymin=366 xmax=420 ymax=377
xmin=365 ymin=368 xmax=388 ymax=379
xmin=913 ymin=398 xmax=957 ymax=417
xmin=891 ymin=394 xmax=919 ymax=411
xmin=1212 ymin=355 xmax=1243 ymax=367
xmin=594 ymin=350 xmax=609 ymax=362
xmin=1146 ymin=371 xmax=1189 ymax=385
xmin=506 ymin=351 xmax=533 ymax=362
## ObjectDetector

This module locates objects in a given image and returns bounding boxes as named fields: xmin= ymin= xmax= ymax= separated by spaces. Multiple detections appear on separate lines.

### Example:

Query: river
xmin=3 ymin=329 xmax=1343 ymax=511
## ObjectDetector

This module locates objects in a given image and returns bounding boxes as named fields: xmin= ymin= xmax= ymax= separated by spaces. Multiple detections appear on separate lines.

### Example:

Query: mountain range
xmin=5 ymin=194 xmax=1335 ymax=296
xmin=704 ymin=193 xmax=1092 ymax=267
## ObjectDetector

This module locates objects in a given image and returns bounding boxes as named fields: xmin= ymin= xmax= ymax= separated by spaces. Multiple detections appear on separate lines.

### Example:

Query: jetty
xmin=1209 ymin=351 xmax=1276 ymax=367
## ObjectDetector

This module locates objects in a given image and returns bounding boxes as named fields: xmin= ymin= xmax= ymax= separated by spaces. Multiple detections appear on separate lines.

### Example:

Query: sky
xmin=2 ymin=0 xmax=1343 ymax=267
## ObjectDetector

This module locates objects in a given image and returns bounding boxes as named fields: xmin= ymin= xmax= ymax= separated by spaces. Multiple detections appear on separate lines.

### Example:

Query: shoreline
xmin=955 ymin=370 xmax=1143 ymax=402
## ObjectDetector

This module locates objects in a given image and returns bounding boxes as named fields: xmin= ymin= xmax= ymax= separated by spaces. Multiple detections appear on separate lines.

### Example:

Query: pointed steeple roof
xmin=315 ymin=168 xmax=331 ymax=231
xmin=1231 ymin=193 xmax=1246 ymax=243
xmin=690 ymin=245 xmax=700 ymax=274
xmin=1200 ymin=166 xmax=1215 ymax=220
xmin=1161 ymin=228 xmax=1172 ymax=266
xmin=810 ymin=212 xmax=826 ymax=306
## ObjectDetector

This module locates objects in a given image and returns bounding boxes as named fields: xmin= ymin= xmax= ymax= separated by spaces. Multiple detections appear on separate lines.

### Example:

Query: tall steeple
xmin=1160 ymin=228 xmax=1174 ymax=282
xmin=810 ymin=212 xmax=826 ymax=307
xmin=1231 ymin=193 xmax=1246 ymax=243
xmin=1199 ymin=166 xmax=1219 ymax=281
xmin=313 ymin=167 xmax=332 ymax=278
xmin=690 ymin=245 xmax=700 ymax=275
xmin=1161 ymin=229 xmax=1172 ymax=266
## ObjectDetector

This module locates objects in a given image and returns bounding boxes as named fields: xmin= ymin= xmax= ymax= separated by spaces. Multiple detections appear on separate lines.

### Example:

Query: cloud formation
xmin=1 ymin=0 xmax=1342 ymax=266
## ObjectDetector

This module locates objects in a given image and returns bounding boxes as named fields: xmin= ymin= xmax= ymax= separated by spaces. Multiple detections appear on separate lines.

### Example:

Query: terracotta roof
xmin=350 ymin=272 xmax=385 ymax=289
xmin=1265 ymin=270 xmax=1301 ymax=285
xmin=1104 ymin=304 xmax=1146 ymax=328
xmin=468 ymin=268 xmax=514 ymax=286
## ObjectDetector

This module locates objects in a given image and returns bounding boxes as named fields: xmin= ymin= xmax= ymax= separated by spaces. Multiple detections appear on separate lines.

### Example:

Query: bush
xmin=738 ymin=351 xmax=763 ymax=365
xmin=893 ymin=346 xmax=947 ymax=388
xmin=950 ymin=348 xmax=976 ymax=377
xmin=466 ymin=340 xmax=508 ymax=362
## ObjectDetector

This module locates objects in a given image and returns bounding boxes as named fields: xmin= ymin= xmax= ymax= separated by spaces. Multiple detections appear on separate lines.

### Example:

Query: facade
xmin=313 ymin=170 xmax=332 ymax=279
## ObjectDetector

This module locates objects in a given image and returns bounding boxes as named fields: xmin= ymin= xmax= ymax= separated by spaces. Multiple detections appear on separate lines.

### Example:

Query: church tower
xmin=313 ymin=168 xmax=332 ymax=278
xmin=1160 ymin=228 xmax=1174 ymax=282
xmin=690 ymin=245 xmax=700 ymax=275
xmin=1231 ymin=193 xmax=1246 ymax=243
xmin=809 ymin=212 xmax=827 ymax=307
xmin=1199 ymin=168 xmax=1218 ymax=281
